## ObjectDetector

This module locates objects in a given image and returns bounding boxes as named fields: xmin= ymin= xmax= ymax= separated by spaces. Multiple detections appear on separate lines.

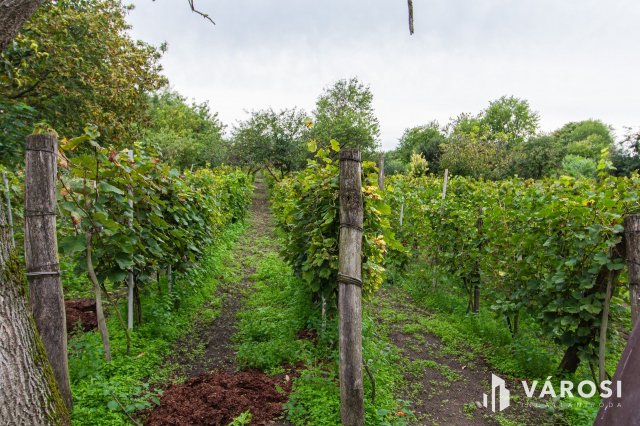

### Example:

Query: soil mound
xmin=65 ymin=298 xmax=97 ymax=333
xmin=145 ymin=370 xmax=290 ymax=426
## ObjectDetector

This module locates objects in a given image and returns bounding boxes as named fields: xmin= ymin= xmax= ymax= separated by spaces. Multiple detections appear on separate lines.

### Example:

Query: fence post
xmin=625 ymin=215 xmax=640 ymax=325
xmin=338 ymin=149 xmax=365 ymax=426
xmin=2 ymin=171 xmax=14 ymax=246
xmin=442 ymin=169 xmax=449 ymax=200
xmin=127 ymin=149 xmax=135 ymax=330
xmin=378 ymin=152 xmax=385 ymax=191
xmin=24 ymin=133 xmax=72 ymax=409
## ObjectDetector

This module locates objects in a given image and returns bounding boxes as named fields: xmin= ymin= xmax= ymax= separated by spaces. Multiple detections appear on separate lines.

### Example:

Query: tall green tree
xmin=481 ymin=95 xmax=539 ymax=147
xmin=230 ymin=108 xmax=309 ymax=179
xmin=0 ymin=0 xmax=166 ymax=165
xmin=554 ymin=119 xmax=614 ymax=159
xmin=142 ymin=90 xmax=226 ymax=170
xmin=311 ymin=78 xmax=380 ymax=155
xmin=397 ymin=121 xmax=445 ymax=172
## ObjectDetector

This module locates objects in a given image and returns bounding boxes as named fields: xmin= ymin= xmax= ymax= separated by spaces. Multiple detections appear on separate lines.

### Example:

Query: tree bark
xmin=0 ymin=0 xmax=44 ymax=52
xmin=24 ymin=134 xmax=72 ymax=409
xmin=338 ymin=149 xmax=365 ymax=426
xmin=625 ymin=215 xmax=640 ymax=325
xmin=0 ymin=183 xmax=69 ymax=425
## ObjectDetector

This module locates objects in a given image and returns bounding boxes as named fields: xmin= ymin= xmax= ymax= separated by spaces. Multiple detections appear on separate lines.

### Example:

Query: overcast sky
xmin=127 ymin=0 xmax=640 ymax=150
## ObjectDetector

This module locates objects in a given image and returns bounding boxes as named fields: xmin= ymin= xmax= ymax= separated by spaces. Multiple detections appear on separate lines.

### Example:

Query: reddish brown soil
xmin=145 ymin=370 xmax=290 ymax=426
xmin=65 ymin=298 xmax=97 ymax=333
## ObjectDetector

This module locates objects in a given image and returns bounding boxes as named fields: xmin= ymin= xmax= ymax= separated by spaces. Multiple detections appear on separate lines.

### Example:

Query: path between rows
xmin=146 ymin=178 xmax=291 ymax=426
xmin=146 ymin=178 xmax=554 ymax=425
xmin=373 ymin=288 xmax=555 ymax=425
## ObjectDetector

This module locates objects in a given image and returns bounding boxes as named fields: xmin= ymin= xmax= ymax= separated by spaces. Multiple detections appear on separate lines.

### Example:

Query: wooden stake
xmin=127 ymin=149 xmax=134 ymax=330
xmin=442 ymin=169 xmax=449 ymax=200
xmin=399 ymin=196 xmax=405 ymax=228
xmin=378 ymin=152 xmax=385 ymax=191
xmin=625 ymin=215 xmax=640 ymax=325
xmin=24 ymin=133 xmax=72 ymax=409
xmin=338 ymin=149 xmax=365 ymax=426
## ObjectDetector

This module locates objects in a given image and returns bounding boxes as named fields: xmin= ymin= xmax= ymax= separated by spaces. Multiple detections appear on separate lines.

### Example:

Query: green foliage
xmin=311 ymin=78 xmax=380 ymax=155
xmin=555 ymin=120 xmax=614 ymax=159
xmin=271 ymin=143 xmax=399 ymax=301
xmin=385 ymin=172 xmax=639 ymax=371
xmin=0 ymin=0 xmax=166 ymax=165
xmin=396 ymin=122 xmax=445 ymax=172
xmin=407 ymin=152 xmax=428 ymax=178
xmin=57 ymin=128 xmax=252 ymax=306
xmin=482 ymin=95 xmax=539 ymax=147
xmin=230 ymin=107 xmax=310 ymax=178
xmin=561 ymin=155 xmax=597 ymax=178
xmin=234 ymin=242 xmax=412 ymax=425
xmin=142 ymin=90 xmax=227 ymax=170
xmin=70 ymin=224 xmax=244 ymax=425
xmin=228 ymin=411 xmax=253 ymax=426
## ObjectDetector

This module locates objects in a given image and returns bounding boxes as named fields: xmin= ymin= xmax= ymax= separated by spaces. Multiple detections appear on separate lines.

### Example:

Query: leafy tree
xmin=612 ymin=127 xmax=640 ymax=176
xmin=407 ymin=152 xmax=429 ymax=177
xmin=481 ymin=95 xmax=539 ymax=147
xmin=561 ymin=155 xmax=597 ymax=178
xmin=0 ymin=0 xmax=166 ymax=165
xmin=512 ymin=135 xmax=564 ymax=179
xmin=230 ymin=108 xmax=309 ymax=179
xmin=382 ymin=149 xmax=407 ymax=175
xmin=554 ymin=119 xmax=614 ymax=159
xmin=397 ymin=122 xmax=445 ymax=172
xmin=142 ymin=90 xmax=226 ymax=170
xmin=311 ymin=78 xmax=380 ymax=155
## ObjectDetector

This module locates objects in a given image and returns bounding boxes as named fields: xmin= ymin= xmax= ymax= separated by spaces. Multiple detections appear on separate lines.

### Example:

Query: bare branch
xmin=187 ymin=0 xmax=216 ymax=25
xmin=407 ymin=0 xmax=415 ymax=35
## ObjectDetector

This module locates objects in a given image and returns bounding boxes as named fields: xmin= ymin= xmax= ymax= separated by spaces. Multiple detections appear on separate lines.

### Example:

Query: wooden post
xmin=167 ymin=265 xmax=173 ymax=294
xmin=442 ymin=169 xmax=449 ymax=200
xmin=2 ymin=171 xmax=14 ymax=246
xmin=472 ymin=207 xmax=483 ymax=313
xmin=378 ymin=152 xmax=385 ymax=191
xmin=338 ymin=149 xmax=365 ymax=426
xmin=127 ymin=149 xmax=135 ymax=330
xmin=399 ymin=196 xmax=405 ymax=228
xmin=625 ymin=215 xmax=640 ymax=325
xmin=24 ymin=134 xmax=72 ymax=409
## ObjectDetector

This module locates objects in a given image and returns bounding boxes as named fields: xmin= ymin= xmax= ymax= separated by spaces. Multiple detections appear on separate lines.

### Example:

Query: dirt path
xmin=146 ymin=177 xmax=290 ymax=426
xmin=373 ymin=288 xmax=554 ymax=426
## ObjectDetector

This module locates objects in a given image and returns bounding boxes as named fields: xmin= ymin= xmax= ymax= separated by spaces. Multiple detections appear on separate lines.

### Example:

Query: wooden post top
xmin=339 ymin=149 xmax=361 ymax=162
xmin=26 ymin=134 xmax=58 ymax=152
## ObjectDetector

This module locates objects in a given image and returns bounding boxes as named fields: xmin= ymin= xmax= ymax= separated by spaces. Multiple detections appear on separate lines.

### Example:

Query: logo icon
xmin=482 ymin=374 xmax=510 ymax=412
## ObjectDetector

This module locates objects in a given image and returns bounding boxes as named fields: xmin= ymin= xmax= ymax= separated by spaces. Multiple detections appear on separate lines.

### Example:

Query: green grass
xmin=68 ymin=223 xmax=245 ymax=425
xmin=389 ymin=262 xmax=626 ymax=425
xmin=233 ymin=248 xmax=414 ymax=425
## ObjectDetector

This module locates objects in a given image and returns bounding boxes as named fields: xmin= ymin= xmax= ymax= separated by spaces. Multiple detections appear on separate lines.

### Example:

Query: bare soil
xmin=374 ymin=288 xmax=555 ymax=425
xmin=65 ymin=298 xmax=97 ymax=333
xmin=145 ymin=178 xmax=291 ymax=426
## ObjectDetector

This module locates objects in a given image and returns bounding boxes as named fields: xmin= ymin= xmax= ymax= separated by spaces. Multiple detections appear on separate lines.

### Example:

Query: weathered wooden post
xmin=24 ymin=133 xmax=72 ymax=409
xmin=2 ymin=171 xmax=15 ymax=246
xmin=338 ymin=149 xmax=365 ymax=426
xmin=378 ymin=152 xmax=385 ymax=191
xmin=127 ymin=149 xmax=135 ymax=330
xmin=399 ymin=196 xmax=405 ymax=228
xmin=441 ymin=168 xmax=449 ymax=200
xmin=625 ymin=215 xmax=640 ymax=325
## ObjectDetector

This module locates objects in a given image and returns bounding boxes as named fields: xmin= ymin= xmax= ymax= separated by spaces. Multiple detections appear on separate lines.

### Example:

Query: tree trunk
xmin=0 ymin=0 xmax=44 ymax=52
xmin=24 ymin=134 xmax=72 ymax=409
xmin=134 ymin=283 xmax=142 ymax=325
xmin=338 ymin=149 xmax=365 ymax=426
xmin=0 ymin=187 xmax=69 ymax=425
xmin=558 ymin=344 xmax=581 ymax=374
xmin=86 ymin=232 xmax=111 ymax=361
